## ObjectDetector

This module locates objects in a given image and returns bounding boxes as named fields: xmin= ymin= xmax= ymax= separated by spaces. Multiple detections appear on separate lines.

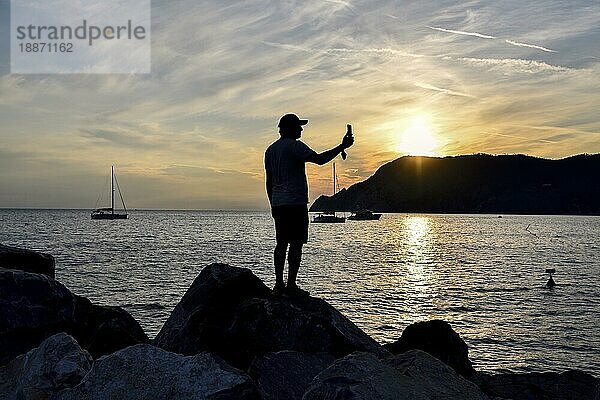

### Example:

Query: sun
xmin=397 ymin=116 xmax=438 ymax=156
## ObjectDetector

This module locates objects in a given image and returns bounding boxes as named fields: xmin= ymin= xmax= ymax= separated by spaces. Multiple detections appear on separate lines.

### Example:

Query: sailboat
xmin=312 ymin=162 xmax=345 ymax=223
xmin=348 ymin=209 xmax=382 ymax=221
xmin=91 ymin=166 xmax=128 ymax=220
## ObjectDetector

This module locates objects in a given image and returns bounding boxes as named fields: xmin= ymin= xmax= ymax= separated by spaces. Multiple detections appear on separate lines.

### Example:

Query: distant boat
xmin=313 ymin=213 xmax=346 ymax=223
xmin=348 ymin=209 xmax=382 ymax=221
xmin=91 ymin=166 xmax=128 ymax=220
xmin=313 ymin=162 xmax=345 ymax=223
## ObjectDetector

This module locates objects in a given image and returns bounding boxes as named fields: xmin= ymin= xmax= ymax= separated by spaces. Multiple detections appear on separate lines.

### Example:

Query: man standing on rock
xmin=265 ymin=113 xmax=354 ymax=296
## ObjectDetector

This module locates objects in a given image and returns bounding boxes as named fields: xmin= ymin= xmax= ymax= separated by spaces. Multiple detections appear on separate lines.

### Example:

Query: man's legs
xmin=287 ymin=241 xmax=303 ymax=287
xmin=274 ymin=240 xmax=288 ymax=288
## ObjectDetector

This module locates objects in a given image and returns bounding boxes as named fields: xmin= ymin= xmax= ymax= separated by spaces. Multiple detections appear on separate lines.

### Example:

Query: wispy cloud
xmin=263 ymin=42 xmax=425 ymax=58
xmin=326 ymin=47 xmax=424 ymax=58
xmin=483 ymin=131 xmax=556 ymax=144
xmin=428 ymin=26 xmax=557 ymax=54
xmin=505 ymin=39 xmax=556 ymax=53
xmin=262 ymin=41 xmax=311 ymax=52
xmin=427 ymin=26 xmax=496 ymax=39
xmin=455 ymin=57 xmax=573 ymax=74
xmin=415 ymin=82 xmax=475 ymax=98
xmin=324 ymin=0 xmax=356 ymax=12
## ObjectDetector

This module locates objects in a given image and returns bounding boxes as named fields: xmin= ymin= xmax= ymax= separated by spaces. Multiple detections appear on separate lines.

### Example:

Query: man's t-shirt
xmin=265 ymin=137 xmax=317 ymax=207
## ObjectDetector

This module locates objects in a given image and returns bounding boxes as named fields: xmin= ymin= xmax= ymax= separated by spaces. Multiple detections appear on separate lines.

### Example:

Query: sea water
xmin=1 ymin=209 xmax=598 ymax=375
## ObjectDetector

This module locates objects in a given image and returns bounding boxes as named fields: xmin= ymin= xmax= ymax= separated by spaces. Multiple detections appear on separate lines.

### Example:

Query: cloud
xmin=263 ymin=42 xmax=425 ymax=58
xmin=262 ymin=41 xmax=311 ymax=53
xmin=415 ymin=82 xmax=475 ymax=98
xmin=323 ymin=0 xmax=356 ymax=13
xmin=161 ymin=164 xmax=259 ymax=180
xmin=505 ymin=39 xmax=556 ymax=53
xmin=482 ymin=131 xmax=557 ymax=144
xmin=325 ymin=47 xmax=425 ymax=58
xmin=427 ymin=26 xmax=496 ymax=39
xmin=428 ymin=25 xmax=557 ymax=54
xmin=80 ymin=128 xmax=160 ymax=149
xmin=454 ymin=57 xmax=573 ymax=74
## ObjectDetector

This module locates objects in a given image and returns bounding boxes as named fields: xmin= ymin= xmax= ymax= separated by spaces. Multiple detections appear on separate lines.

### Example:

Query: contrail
xmin=415 ymin=82 xmax=475 ymax=98
xmin=427 ymin=26 xmax=496 ymax=39
xmin=505 ymin=40 xmax=557 ymax=53
xmin=485 ymin=131 xmax=557 ymax=144
xmin=327 ymin=47 xmax=424 ymax=58
xmin=262 ymin=41 xmax=311 ymax=52
xmin=456 ymin=57 xmax=571 ymax=73
xmin=264 ymin=42 xmax=425 ymax=58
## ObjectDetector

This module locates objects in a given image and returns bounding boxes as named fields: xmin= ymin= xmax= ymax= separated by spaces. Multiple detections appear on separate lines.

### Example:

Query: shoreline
xmin=2 ymin=207 xmax=600 ymax=217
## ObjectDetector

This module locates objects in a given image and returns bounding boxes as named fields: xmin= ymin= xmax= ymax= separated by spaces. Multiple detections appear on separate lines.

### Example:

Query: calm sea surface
xmin=1 ymin=209 xmax=598 ymax=376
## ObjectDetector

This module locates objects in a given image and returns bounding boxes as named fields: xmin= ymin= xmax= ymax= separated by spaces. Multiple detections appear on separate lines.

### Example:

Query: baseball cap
xmin=278 ymin=113 xmax=309 ymax=127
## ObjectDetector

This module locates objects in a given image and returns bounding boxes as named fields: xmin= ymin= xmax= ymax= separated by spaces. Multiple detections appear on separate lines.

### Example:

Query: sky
xmin=1 ymin=0 xmax=599 ymax=209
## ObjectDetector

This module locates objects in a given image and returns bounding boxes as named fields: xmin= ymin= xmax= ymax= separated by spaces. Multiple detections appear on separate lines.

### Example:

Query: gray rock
xmin=388 ymin=350 xmax=489 ymax=400
xmin=154 ymin=264 xmax=387 ymax=369
xmin=154 ymin=263 xmax=272 ymax=357
xmin=0 ymin=332 xmax=92 ymax=400
xmin=303 ymin=351 xmax=427 ymax=400
xmin=0 ymin=244 xmax=55 ymax=278
xmin=227 ymin=296 xmax=388 ymax=368
xmin=303 ymin=350 xmax=490 ymax=400
xmin=248 ymin=351 xmax=335 ymax=400
xmin=471 ymin=370 xmax=600 ymax=400
xmin=51 ymin=344 xmax=260 ymax=400
xmin=72 ymin=299 xmax=149 ymax=360
xmin=384 ymin=319 xmax=475 ymax=377
xmin=0 ymin=270 xmax=148 ymax=365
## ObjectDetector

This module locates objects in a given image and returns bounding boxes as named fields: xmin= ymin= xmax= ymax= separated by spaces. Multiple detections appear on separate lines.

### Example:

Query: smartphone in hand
xmin=342 ymin=124 xmax=353 ymax=160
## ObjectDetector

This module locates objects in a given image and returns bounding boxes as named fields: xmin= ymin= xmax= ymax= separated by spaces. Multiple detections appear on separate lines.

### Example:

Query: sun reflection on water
xmin=404 ymin=216 xmax=431 ymax=264
xmin=392 ymin=215 xmax=441 ymax=322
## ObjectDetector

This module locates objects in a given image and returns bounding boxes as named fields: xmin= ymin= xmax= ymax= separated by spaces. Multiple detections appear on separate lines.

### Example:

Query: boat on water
xmin=91 ymin=166 xmax=128 ymax=220
xmin=312 ymin=162 xmax=346 ymax=223
xmin=313 ymin=212 xmax=346 ymax=223
xmin=348 ymin=209 xmax=382 ymax=221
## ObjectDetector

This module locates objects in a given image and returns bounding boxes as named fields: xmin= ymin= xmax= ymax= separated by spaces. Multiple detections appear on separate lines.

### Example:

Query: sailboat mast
xmin=333 ymin=162 xmax=336 ymax=195
xmin=111 ymin=165 xmax=114 ymax=215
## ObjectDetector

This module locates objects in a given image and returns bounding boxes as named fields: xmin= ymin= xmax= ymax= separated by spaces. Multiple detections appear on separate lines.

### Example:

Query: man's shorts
xmin=271 ymin=204 xmax=309 ymax=244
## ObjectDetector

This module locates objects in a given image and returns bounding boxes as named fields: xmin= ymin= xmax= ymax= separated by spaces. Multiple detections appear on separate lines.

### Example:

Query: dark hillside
xmin=310 ymin=154 xmax=600 ymax=215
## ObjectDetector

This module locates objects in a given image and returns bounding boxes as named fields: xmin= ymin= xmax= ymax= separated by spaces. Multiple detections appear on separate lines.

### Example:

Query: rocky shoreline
xmin=1 ymin=244 xmax=598 ymax=399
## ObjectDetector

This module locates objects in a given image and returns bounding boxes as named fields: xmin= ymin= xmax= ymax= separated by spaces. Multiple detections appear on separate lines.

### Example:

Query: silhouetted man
xmin=265 ymin=113 xmax=354 ymax=296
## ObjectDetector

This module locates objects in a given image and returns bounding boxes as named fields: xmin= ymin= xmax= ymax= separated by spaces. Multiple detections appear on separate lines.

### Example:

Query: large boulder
xmin=472 ymin=370 xmax=600 ymax=400
xmin=0 ymin=269 xmax=148 ymax=365
xmin=154 ymin=263 xmax=272 ymax=357
xmin=226 ymin=296 xmax=387 ymax=368
xmin=154 ymin=264 xmax=387 ymax=369
xmin=248 ymin=351 xmax=334 ymax=400
xmin=303 ymin=351 xmax=426 ymax=400
xmin=388 ymin=350 xmax=489 ymax=400
xmin=0 ymin=333 xmax=92 ymax=400
xmin=0 ymin=244 xmax=55 ymax=278
xmin=384 ymin=319 xmax=475 ymax=377
xmin=303 ymin=351 xmax=490 ymax=400
xmin=71 ymin=300 xmax=149 ymax=358
xmin=51 ymin=345 xmax=261 ymax=400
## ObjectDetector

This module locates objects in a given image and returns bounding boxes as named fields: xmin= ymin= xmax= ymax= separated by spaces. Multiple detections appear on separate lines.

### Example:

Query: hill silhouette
xmin=310 ymin=154 xmax=600 ymax=215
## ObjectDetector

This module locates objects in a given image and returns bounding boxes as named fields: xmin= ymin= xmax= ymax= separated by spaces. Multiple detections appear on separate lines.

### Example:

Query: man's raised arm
xmin=307 ymin=130 xmax=354 ymax=166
